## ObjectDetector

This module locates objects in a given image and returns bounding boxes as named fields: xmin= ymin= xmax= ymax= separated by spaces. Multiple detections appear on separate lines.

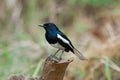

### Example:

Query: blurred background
xmin=0 ymin=0 xmax=120 ymax=80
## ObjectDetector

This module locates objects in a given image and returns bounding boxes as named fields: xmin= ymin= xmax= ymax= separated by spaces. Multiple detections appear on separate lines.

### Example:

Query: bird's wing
xmin=56 ymin=34 xmax=74 ymax=51
xmin=57 ymin=33 xmax=87 ymax=60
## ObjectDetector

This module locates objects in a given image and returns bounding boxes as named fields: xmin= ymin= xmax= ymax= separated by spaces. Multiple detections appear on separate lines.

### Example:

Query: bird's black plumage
xmin=38 ymin=22 xmax=87 ymax=60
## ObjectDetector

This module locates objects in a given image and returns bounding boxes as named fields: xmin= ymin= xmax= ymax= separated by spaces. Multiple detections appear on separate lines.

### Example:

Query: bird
xmin=38 ymin=22 xmax=87 ymax=60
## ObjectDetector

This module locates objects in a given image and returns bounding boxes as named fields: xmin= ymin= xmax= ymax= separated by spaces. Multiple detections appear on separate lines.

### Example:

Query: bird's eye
xmin=48 ymin=24 xmax=50 ymax=26
xmin=44 ymin=24 xmax=48 ymax=27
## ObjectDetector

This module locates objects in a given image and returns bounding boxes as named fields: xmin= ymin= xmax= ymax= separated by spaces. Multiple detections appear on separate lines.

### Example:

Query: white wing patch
xmin=57 ymin=34 xmax=73 ymax=49
xmin=57 ymin=34 xmax=69 ymax=44
xmin=57 ymin=34 xmax=73 ymax=48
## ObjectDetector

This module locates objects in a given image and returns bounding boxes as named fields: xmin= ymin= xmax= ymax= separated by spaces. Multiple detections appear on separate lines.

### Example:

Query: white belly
xmin=50 ymin=43 xmax=65 ymax=50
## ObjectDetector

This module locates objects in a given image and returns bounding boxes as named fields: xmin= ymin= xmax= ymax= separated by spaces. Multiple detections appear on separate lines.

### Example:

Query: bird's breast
xmin=45 ymin=32 xmax=57 ymax=44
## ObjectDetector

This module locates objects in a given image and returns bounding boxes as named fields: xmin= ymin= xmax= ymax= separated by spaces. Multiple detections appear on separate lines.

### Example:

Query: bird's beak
xmin=38 ymin=24 xmax=44 ymax=27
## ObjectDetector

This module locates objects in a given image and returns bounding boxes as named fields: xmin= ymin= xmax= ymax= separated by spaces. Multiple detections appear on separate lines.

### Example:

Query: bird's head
xmin=38 ymin=22 xmax=58 ymax=31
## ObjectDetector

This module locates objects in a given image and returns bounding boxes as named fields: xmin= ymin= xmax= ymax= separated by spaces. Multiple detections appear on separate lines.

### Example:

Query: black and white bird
xmin=38 ymin=22 xmax=87 ymax=60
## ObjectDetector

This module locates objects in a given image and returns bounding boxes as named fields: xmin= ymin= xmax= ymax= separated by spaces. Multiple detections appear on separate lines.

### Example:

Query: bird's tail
xmin=73 ymin=48 xmax=87 ymax=60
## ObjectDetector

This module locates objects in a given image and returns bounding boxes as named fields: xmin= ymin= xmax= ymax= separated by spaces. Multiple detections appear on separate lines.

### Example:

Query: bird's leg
xmin=59 ymin=50 xmax=64 ymax=60
xmin=53 ymin=49 xmax=60 ymax=56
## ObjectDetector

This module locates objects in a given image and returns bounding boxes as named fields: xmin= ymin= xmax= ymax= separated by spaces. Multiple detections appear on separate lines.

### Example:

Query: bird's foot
xmin=50 ymin=55 xmax=63 ymax=61
xmin=58 ymin=57 xmax=62 ymax=61
xmin=51 ymin=55 xmax=57 ymax=59
xmin=50 ymin=55 xmax=61 ymax=61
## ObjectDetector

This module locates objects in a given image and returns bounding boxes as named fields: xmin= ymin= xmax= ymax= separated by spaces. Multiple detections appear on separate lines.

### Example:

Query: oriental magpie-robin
xmin=38 ymin=22 xmax=87 ymax=60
